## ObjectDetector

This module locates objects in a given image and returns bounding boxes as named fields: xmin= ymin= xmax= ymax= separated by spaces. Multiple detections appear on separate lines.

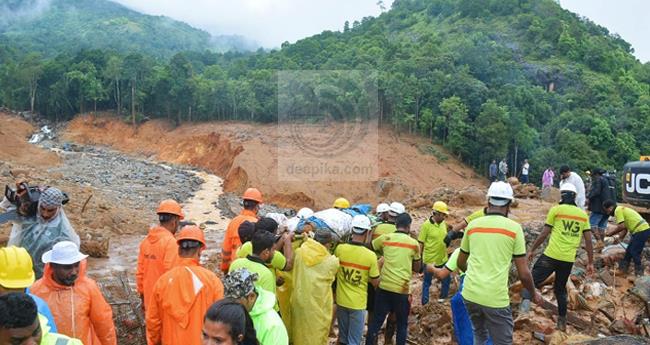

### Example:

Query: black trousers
xmin=521 ymin=254 xmax=573 ymax=317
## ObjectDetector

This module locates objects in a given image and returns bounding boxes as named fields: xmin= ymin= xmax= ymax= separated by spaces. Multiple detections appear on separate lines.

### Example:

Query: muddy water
xmin=87 ymin=170 xmax=229 ymax=279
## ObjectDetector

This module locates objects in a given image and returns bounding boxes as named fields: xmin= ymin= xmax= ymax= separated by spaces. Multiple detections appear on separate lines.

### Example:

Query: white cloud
xmin=561 ymin=0 xmax=649 ymax=62
xmin=111 ymin=0 xmax=389 ymax=48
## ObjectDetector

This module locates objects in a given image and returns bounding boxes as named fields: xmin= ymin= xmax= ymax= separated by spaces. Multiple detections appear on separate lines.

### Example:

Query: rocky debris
xmin=574 ymin=335 xmax=650 ymax=344
xmin=508 ymin=176 xmax=520 ymax=185
xmin=541 ymin=187 xmax=561 ymax=203
xmin=514 ymin=183 xmax=541 ymax=199
xmin=42 ymin=140 xmax=203 ymax=213
xmin=406 ymin=186 xmax=486 ymax=210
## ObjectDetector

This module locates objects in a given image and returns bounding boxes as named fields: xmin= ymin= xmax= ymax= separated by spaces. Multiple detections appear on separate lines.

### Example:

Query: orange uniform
xmin=30 ymin=261 xmax=117 ymax=345
xmin=146 ymin=257 xmax=224 ymax=345
xmin=136 ymin=226 xmax=179 ymax=308
xmin=220 ymin=209 xmax=258 ymax=272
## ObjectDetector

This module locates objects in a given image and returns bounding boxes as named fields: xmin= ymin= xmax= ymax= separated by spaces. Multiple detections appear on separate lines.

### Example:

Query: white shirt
xmin=522 ymin=163 xmax=529 ymax=175
xmin=561 ymin=172 xmax=586 ymax=209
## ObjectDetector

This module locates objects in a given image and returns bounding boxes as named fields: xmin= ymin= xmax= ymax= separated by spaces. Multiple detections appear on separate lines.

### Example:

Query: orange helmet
xmin=156 ymin=199 xmax=184 ymax=220
xmin=242 ymin=188 xmax=263 ymax=203
xmin=176 ymin=225 xmax=206 ymax=248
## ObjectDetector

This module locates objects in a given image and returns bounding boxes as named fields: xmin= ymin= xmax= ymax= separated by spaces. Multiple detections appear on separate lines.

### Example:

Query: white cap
xmin=296 ymin=207 xmax=314 ymax=219
xmin=486 ymin=182 xmax=514 ymax=206
xmin=42 ymin=241 xmax=88 ymax=265
xmin=388 ymin=202 xmax=405 ymax=215
xmin=560 ymin=182 xmax=577 ymax=194
xmin=376 ymin=203 xmax=390 ymax=214
xmin=351 ymin=215 xmax=371 ymax=233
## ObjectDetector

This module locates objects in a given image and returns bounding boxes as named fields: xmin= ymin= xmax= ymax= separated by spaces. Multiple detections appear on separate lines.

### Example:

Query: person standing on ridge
xmin=221 ymin=188 xmax=263 ymax=274
xmin=137 ymin=199 xmax=184 ymax=310
xmin=520 ymin=159 xmax=530 ymax=184
xmin=457 ymin=182 xmax=541 ymax=345
xmin=498 ymin=158 xmax=508 ymax=181
xmin=489 ymin=160 xmax=498 ymax=182
xmin=520 ymin=183 xmax=594 ymax=331
xmin=419 ymin=201 xmax=451 ymax=304
xmin=542 ymin=167 xmax=555 ymax=189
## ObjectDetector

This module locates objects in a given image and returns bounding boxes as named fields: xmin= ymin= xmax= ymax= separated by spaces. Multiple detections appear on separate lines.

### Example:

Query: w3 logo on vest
xmin=561 ymin=220 xmax=581 ymax=236
xmin=340 ymin=267 xmax=363 ymax=286
xmin=626 ymin=173 xmax=650 ymax=195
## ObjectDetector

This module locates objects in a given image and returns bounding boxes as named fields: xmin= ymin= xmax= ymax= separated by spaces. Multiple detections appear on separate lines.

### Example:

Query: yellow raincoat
xmin=290 ymin=238 xmax=339 ymax=345
xmin=276 ymin=236 xmax=307 ymax=335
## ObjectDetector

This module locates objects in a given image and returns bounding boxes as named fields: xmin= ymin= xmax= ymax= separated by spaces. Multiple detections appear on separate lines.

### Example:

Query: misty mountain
xmin=0 ymin=0 xmax=258 ymax=57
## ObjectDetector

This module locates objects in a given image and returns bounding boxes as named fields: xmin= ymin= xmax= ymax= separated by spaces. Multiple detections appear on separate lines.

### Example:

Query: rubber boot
xmin=556 ymin=315 xmax=567 ymax=331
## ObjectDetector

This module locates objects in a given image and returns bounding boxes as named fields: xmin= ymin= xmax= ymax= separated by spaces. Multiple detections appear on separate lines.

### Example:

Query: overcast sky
xmin=111 ymin=0 xmax=649 ymax=62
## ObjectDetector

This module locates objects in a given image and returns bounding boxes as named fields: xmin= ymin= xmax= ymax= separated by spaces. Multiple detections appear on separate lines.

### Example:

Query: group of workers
xmin=1 ymin=169 xmax=649 ymax=345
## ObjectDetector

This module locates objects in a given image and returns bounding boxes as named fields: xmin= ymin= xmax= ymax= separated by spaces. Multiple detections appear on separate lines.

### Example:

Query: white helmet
xmin=376 ymin=203 xmax=390 ymax=214
xmin=296 ymin=207 xmax=314 ymax=219
xmin=351 ymin=215 xmax=371 ymax=233
xmin=388 ymin=202 xmax=405 ymax=215
xmin=486 ymin=182 xmax=514 ymax=206
xmin=559 ymin=182 xmax=577 ymax=194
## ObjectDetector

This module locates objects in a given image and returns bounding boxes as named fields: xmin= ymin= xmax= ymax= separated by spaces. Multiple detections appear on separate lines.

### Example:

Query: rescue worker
xmin=445 ymin=207 xmax=488 ymax=246
xmin=366 ymin=213 xmax=421 ymax=345
xmin=230 ymin=231 xmax=277 ymax=294
xmin=334 ymin=215 xmax=380 ymax=345
xmin=224 ymin=269 xmax=288 ymax=345
xmin=520 ymin=183 xmax=594 ymax=331
xmin=419 ymin=201 xmax=451 ymax=304
xmin=221 ymin=188 xmax=263 ymax=274
xmin=426 ymin=248 xmax=492 ymax=345
xmin=136 ymin=199 xmax=184 ymax=310
xmin=457 ymin=182 xmax=541 ymax=345
xmin=333 ymin=197 xmax=351 ymax=210
xmin=202 ymin=298 xmax=259 ymax=345
xmin=7 ymin=187 xmax=80 ymax=279
xmin=0 ymin=292 xmax=82 ymax=345
xmin=291 ymin=229 xmax=339 ymax=345
xmin=375 ymin=203 xmax=390 ymax=223
xmin=236 ymin=218 xmax=295 ymax=277
xmin=372 ymin=202 xmax=404 ymax=239
xmin=146 ymin=226 xmax=224 ymax=345
xmin=0 ymin=246 xmax=57 ymax=333
xmin=604 ymin=200 xmax=650 ymax=276
xmin=30 ymin=241 xmax=117 ymax=345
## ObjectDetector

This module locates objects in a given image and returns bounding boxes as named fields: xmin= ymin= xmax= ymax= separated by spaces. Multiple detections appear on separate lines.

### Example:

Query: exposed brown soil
xmin=63 ymin=114 xmax=486 ymax=209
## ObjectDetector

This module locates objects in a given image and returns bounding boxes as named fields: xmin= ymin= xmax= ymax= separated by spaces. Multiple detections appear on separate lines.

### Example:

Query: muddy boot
xmin=518 ymin=299 xmax=531 ymax=315
xmin=635 ymin=265 xmax=644 ymax=277
xmin=556 ymin=316 xmax=567 ymax=331
xmin=619 ymin=261 xmax=630 ymax=276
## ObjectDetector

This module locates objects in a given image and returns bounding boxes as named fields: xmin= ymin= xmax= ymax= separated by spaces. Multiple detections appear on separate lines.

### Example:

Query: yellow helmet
xmin=333 ymin=197 xmax=351 ymax=209
xmin=432 ymin=201 xmax=449 ymax=215
xmin=0 ymin=246 xmax=35 ymax=289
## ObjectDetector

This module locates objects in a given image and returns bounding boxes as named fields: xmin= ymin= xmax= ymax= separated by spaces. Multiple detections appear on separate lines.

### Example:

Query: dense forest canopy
xmin=0 ymin=0 xmax=257 ymax=57
xmin=1 ymin=0 xmax=649 ymax=183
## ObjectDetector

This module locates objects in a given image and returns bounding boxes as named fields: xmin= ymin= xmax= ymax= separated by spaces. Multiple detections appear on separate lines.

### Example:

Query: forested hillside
xmin=1 ymin=0 xmax=649 ymax=182
xmin=0 ymin=0 xmax=256 ymax=57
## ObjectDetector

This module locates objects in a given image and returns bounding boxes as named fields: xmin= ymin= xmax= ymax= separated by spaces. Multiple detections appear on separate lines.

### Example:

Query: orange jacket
xmin=146 ymin=257 xmax=224 ymax=345
xmin=220 ymin=209 xmax=258 ymax=272
xmin=136 ymin=226 xmax=179 ymax=308
xmin=30 ymin=261 xmax=117 ymax=345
